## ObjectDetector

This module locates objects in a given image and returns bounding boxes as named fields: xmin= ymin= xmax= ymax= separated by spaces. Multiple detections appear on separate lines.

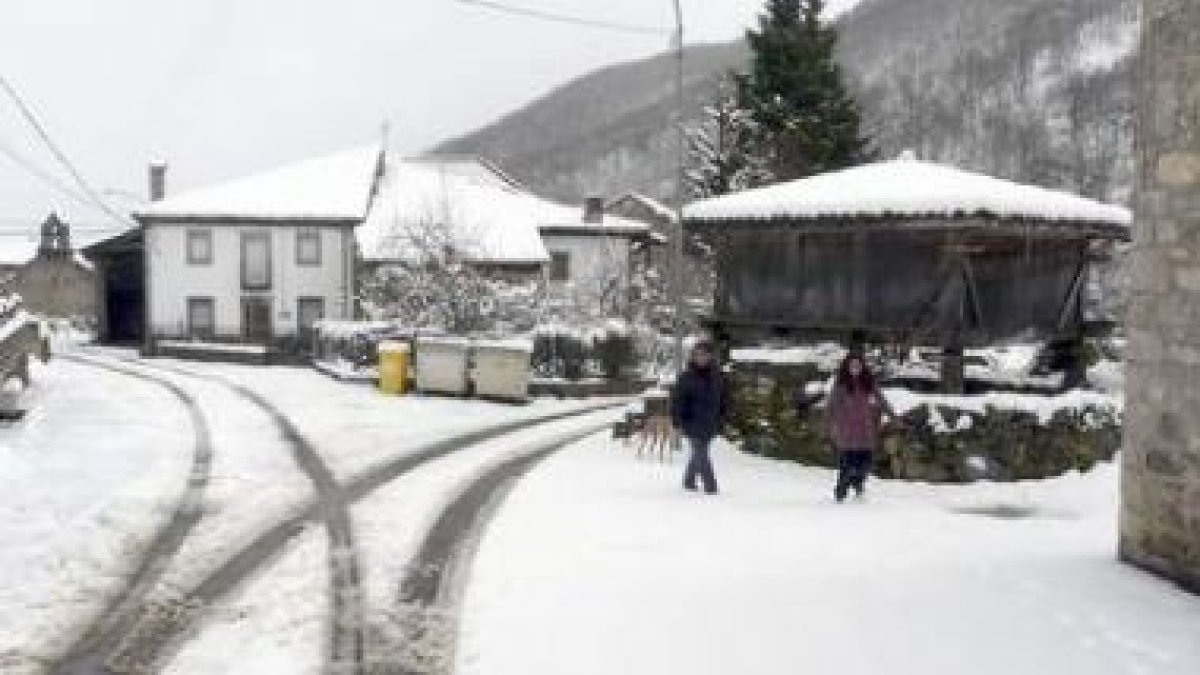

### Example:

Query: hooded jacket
xmin=671 ymin=363 xmax=729 ymax=441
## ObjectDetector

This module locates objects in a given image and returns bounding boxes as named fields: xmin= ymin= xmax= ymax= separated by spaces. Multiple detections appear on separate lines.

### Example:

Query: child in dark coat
xmin=671 ymin=341 xmax=729 ymax=495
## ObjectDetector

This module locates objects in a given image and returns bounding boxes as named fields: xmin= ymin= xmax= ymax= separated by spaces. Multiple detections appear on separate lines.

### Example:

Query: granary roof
xmin=136 ymin=145 xmax=383 ymax=223
xmin=684 ymin=158 xmax=1132 ymax=236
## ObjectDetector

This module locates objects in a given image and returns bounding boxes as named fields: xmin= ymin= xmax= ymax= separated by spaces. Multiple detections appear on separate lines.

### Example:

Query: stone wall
xmin=1119 ymin=0 xmax=1200 ymax=592
xmin=727 ymin=361 xmax=1122 ymax=484
xmin=15 ymin=256 xmax=95 ymax=319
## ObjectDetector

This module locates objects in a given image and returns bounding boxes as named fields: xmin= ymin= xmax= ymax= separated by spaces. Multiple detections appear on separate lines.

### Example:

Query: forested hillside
xmin=435 ymin=0 xmax=1138 ymax=205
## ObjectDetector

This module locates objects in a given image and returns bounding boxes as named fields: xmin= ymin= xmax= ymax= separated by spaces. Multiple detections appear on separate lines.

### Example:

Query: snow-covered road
xmin=7 ymin=353 xmax=1198 ymax=675
xmin=458 ymin=437 xmax=1200 ymax=675
xmin=3 ymin=352 xmax=622 ymax=673
xmin=0 ymin=359 xmax=194 ymax=671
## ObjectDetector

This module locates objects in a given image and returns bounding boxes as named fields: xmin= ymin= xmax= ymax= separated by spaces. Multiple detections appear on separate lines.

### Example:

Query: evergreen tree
xmin=685 ymin=77 xmax=774 ymax=199
xmin=741 ymin=0 xmax=871 ymax=181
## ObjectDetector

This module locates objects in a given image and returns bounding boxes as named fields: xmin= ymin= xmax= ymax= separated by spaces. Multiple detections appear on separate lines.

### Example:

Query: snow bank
xmin=732 ymin=342 xmax=847 ymax=371
xmin=884 ymin=387 xmax=1121 ymax=427
xmin=684 ymin=158 xmax=1132 ymax=227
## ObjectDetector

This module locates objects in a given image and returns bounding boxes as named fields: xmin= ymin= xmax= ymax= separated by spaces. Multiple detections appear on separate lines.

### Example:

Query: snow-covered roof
xmin=136 ymin=145 xmax=383 ymax=222
xmin=684 ymin=158 xmax=1132 ymax=231
xmin=539 ymin=211 xmax=650 ymax=236
xmin=358 ymin=156 xmax=649 ymax=265
xmin=608 ymin=193 xmax=677 ymax=223
xmin=359 ymin=158 xmax=551 ymax=264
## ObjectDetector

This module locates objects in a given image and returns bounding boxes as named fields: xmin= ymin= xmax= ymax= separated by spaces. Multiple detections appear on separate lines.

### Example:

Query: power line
xmin=453 ymin=0 xmax=669 ymax=36
xmin=0 ymin=74 xmax=130 ymax=226
xmin=0 ymin=138 xmax=94 ymax=209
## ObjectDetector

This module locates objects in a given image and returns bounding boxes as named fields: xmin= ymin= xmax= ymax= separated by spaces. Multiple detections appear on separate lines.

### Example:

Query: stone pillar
xmin=1120 ymin=0 xmax=1200 ymax=592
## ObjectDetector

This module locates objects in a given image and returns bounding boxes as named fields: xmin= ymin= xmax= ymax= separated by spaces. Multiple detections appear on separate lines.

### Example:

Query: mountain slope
xmin=434 ymin=0 xmax=1137 ymax=205
xmin=434 ymin=41 xmax=748 ymax=202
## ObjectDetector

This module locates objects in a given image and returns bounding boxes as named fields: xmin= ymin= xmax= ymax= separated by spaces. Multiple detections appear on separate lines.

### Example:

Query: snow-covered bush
xmin=312 ymin=319 xmax=409 ymax=375
xmin=591 ymin=319 xmax=636 ymax=381
xmin=531 ymin=323 xmax=588 ymax=381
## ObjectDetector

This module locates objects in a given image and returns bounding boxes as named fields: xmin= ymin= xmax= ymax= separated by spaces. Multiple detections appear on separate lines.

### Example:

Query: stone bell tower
xmin=37 ymin=212 xmax=71 ymax=259
xmin=1119 ymin=0 xmax=1200 ymax=592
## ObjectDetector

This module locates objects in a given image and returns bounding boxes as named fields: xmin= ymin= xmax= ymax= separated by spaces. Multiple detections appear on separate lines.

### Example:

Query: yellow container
xmin=377 ymin=341 xmax=410 ymax=395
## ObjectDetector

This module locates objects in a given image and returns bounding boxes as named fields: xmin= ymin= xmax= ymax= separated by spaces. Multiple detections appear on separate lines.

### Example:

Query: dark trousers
xmin=683 ymin=436 xmax=718 ymax=493
xmin=835 ymin=449 xmax=874 ymax=500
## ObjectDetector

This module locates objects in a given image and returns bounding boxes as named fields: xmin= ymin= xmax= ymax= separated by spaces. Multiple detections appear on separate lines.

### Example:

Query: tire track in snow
xmin=373 ymin=427 xmax=607 ymax=674
xmin=59 ymin=351 xmax=623 ymax=674
xmin=51 ymin=354 xmax=214 ymax=675
xmin=83 ymin=357 xmax=366 ymax=674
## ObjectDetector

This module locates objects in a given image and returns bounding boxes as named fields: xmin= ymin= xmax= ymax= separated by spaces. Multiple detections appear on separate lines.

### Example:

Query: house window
xmin=550 ymin=251 xmax=571 ymax=281
xmin=296 ymin=229 xmax=321 ymax=266
xmin=241 ymin=231 xmax=272 ymax=290
xmin=187 ymin=229 xmax=213 ymax=265
xmin=187 ymin=297 xmax=215 ymax=339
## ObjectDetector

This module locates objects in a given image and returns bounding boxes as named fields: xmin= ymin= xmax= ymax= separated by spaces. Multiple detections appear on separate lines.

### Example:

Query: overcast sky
xmin=0 ymin=0 xmax=861 ymax=233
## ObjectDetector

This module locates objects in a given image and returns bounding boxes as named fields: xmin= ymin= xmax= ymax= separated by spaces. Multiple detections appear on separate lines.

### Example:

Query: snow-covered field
xmin=0 ymin=359 xmax=193 ymax=671
xmin=458 ymin=437 xmax=1200 ymax=675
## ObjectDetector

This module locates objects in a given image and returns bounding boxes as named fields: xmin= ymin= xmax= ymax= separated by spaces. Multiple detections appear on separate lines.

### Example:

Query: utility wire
xmin=453 ymin=0 xmax=669 ymax=36
xmin=0 ymin=139 xmax=93 ymax=209
xmin=0 ymin=74 xmax=130 ymax=226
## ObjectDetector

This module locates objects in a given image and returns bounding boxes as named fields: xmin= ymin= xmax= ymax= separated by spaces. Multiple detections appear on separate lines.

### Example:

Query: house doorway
xmin=82 ymin=229 xmax=145 ymax=345
xmin=241 ymin=297 xmax=272 ymax=343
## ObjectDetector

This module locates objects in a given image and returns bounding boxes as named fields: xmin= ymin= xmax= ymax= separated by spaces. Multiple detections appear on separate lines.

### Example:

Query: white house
xmin=357 ymin=155 xmax=653 ymax=308
xmin=133 ymin=145 xmax=383 ymax=354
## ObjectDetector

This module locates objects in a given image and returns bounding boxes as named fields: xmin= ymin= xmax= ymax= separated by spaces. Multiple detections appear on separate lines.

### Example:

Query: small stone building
xmin=1119 ymin=0 xmax=1200 ymax=593
xmin=0 ymin=213 xmax=95 ymax=319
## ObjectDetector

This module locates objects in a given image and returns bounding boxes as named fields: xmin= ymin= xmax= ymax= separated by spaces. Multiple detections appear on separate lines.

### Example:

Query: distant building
xmin=0 ymin=213 xmax=95 ymax=319
xmin=358 ymin=156 xmax=654 ymax=310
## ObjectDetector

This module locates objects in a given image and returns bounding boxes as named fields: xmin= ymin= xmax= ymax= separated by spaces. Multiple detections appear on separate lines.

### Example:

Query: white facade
xmin=145 ymin=223 xmax=354 ymax=341
xmin=541 ymin=233 xmax=633 ymax=305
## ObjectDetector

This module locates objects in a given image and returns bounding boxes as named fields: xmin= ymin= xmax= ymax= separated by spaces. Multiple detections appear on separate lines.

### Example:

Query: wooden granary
xmin=685 ymin=158 xmax=1131 ymax=389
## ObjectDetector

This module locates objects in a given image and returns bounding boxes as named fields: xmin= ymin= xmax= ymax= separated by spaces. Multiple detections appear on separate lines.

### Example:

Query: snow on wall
xmin=684 ymin=158 xmax=1132 ymax=226
xmin=147 ymin=224 xmax=352 ymax=339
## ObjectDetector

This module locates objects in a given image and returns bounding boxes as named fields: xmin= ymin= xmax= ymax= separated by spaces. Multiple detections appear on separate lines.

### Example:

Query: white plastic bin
xmin=473 ymin=339 xmax=533 ymax=402
xmin=414 ymin=337 xmax=472 ymax=396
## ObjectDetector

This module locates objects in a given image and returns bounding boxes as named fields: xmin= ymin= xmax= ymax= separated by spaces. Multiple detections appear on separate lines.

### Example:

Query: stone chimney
xmin=149 ymin=162 xmax=167 ymax=202
xmin=583 ymin=196 xmax=605 ymax=224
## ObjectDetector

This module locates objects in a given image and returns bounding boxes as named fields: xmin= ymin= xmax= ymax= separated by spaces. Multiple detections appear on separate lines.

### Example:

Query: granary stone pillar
xmin=1119 ymin=0 xmax=1200 ymax=592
